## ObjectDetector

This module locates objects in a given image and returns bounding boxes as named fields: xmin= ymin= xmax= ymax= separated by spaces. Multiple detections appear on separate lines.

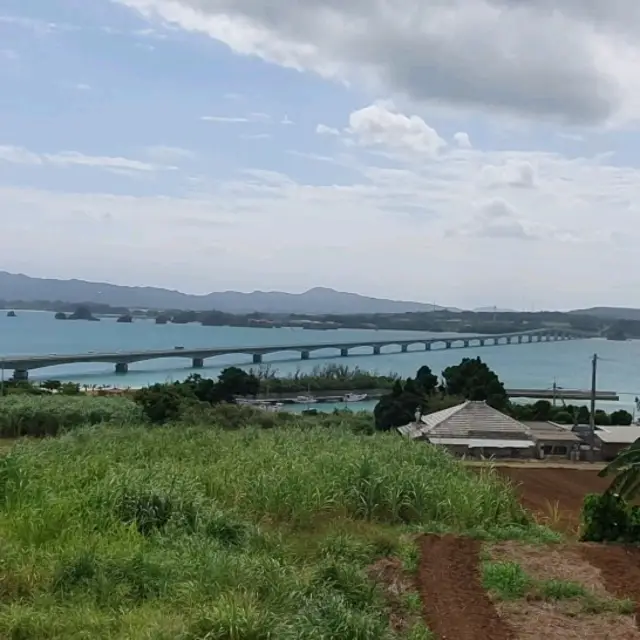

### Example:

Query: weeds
xmin=0 ymin=424 xmax=534 ymax=638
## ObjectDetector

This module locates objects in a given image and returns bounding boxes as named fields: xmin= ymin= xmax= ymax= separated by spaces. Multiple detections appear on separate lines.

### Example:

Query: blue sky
xmin=1 ymin=0 xmax=640 ymax=309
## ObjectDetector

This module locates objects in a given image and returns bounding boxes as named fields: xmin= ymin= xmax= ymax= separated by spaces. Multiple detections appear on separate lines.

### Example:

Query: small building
xmin=594 ymin=426 xmax=640 ymax=461
xmin=398 ymin=401 xmax=537 ymax=459
xmin=523 ymin=422 xmax=583 ymax=459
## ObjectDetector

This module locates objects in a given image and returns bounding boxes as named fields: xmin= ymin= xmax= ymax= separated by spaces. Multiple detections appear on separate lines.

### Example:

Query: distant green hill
xmin=570 ymin=307 xmax=640 ymax=321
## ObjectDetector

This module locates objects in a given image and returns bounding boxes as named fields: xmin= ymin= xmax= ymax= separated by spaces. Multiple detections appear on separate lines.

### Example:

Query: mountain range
xmin=0 ymin=271 xmax=450 ymax=315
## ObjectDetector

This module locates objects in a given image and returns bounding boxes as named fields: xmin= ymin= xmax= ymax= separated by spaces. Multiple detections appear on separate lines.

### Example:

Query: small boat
xmin=343 ymin=392 xmax=368 ymax=403
xmin=294 ymin=395 xmax=317 ymax=404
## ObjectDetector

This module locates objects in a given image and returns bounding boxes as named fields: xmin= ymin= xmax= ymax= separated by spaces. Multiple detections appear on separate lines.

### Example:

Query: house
xmin=593 ymin=426 xmax=640 ymax=461
xmin=523 ymin=422 xmax=583 ymax=459
xmin=397 ymin=400 xmax=537 ymax=459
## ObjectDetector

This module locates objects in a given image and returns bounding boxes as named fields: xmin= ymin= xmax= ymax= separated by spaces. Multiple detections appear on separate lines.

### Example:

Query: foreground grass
xmin=0 ymin=424 xmax=535 ymax=638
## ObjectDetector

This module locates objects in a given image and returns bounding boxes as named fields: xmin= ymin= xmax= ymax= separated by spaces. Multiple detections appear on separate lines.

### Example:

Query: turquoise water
xmin=1 ymin=310 xmax=639 ymax=412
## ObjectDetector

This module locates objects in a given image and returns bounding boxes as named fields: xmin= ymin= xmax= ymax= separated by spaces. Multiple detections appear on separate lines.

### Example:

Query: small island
xmin=155 ymin=314 xmax=169 ymax=325
xmin=68 ymin=305 xmax=99 ymax=322
xmin=54 ymin=312 xmax=67 ymax=320
xmin=117 ymin=314 xmax=133 ymax=324
xmin=6 ymin=310 xmax=16 ymax=317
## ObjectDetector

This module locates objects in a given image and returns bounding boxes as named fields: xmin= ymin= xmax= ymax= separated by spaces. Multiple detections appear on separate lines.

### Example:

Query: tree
xmin=374 ymin=392 xmax=421 ymax=432
xmin=216 ymin=367 xmax=260 ymax=400
xmin=134 ymin=384 xmax=187 ymax=423
xmin=611 ymin=410 xmax=633 ymax=426
xmin=441 ymin=358 xmax=508 ymax=410
xmin=599 ymin=438 xmax=640 ymax=500
xmin=415 ymin=365 xmax=438 ymax=395
xmin=531 ymin=400 xmax=552 ymax=421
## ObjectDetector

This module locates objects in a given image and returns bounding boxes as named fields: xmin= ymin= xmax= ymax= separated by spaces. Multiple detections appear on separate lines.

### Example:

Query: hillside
xmin=0 ymin=271 xmax=447 ymax=315
xmin=570 ymin=307 xmax=640 ymax=321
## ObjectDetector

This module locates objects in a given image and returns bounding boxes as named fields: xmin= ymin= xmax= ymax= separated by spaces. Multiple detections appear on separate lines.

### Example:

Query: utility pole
xmin=589 ymin=353 xmax=598 ymax=458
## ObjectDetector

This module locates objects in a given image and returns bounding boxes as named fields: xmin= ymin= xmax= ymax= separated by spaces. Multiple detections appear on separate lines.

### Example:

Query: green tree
xmin=441 ymin=357 xmax=508 ymax=410
xmin=415 ymin=365 xmax=438 ymax=395
xmin=531 ymin=400 xmax=553 ymax=421
xmin=611 ymin=410 xmax=633 ymax=426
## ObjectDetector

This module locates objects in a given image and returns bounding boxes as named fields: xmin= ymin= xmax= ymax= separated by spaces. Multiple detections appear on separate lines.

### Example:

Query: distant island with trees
xmin=4 ymin=298 xmax=640 ymax=339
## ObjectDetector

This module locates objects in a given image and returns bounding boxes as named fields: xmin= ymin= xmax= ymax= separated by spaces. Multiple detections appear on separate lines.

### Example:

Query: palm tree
xmin=598 ymin=439 xmax=640 ymax=500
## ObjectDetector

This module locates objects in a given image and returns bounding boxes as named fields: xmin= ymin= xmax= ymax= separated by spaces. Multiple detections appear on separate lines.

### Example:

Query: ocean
xmin=1 ymin=310 xmax=638 ymax=413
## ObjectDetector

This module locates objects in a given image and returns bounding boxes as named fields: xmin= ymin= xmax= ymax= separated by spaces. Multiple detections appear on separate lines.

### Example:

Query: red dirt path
xmin=417 ymin=534 xmax=515 ymax=639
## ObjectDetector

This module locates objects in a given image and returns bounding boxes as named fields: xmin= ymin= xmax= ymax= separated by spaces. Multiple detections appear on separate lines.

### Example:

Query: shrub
xmin=0 ymin=395 xmax=143 ymax=437
xmin=580 ymin=493 xmax=640 ymax=543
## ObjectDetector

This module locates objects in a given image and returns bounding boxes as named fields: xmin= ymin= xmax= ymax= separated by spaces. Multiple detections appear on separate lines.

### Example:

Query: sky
xmin=1 ymin=0 xmax=640 ymax=310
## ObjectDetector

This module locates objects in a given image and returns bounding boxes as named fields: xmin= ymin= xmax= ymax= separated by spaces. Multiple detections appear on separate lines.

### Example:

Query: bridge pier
xmin=425 ymin=343 xmax=431 ymax=351
xmin=12 ymin=368 xmax=28 ymax=382
xmin=192 ymin=357 xmax=204 ymax=369
xmin=340 ymin=348 xmax=349 ymax=357
xmin=252 ymin=354 xmax=263 ymax=364
xmin=463 ymin=340 xmax=469 ymax=348
xmin=301 ymin=351 xmax=310 ymax=360
xmin=373 ymin=346 xmax=381 ymax=355
xmin=445 ymin=341 xmax=452 ymax=349
xmin=115 ymin=362 xmax=128 ymax=375
xmin=401 ymin=344 xmax=408 ymax=353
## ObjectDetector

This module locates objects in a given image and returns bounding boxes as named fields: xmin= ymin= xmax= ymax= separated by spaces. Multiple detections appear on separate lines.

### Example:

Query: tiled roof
xmin=524 ymin=421 xmax=582 ymax=443
xmin=398 ymin=401 xmax=534 ymax=442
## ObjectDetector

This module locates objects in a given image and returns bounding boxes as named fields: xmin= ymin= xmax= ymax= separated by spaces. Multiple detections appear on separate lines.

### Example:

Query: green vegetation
xmin=581 ymin=438 xmax=640 ymax=543
xmin=0 ymin=423 xmax=532 ymax=638
xmin=482 ymin=561 xmax=633 ymax=613
xmin=0 ymin=395 xmax=142 ymax=437
xmin=255 ymin=364 xmax=399 ymax=394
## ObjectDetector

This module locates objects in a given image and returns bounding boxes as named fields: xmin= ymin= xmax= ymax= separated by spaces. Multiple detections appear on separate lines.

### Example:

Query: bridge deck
xmin=0 ymin=329 xmax=586 ymax=373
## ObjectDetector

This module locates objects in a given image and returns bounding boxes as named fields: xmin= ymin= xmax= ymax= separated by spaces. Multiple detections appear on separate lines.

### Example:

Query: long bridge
xmin=0 ymin=328 xmax=589 ymax=381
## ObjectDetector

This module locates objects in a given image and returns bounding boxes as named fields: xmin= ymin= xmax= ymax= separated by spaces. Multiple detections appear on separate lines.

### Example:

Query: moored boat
xmin=294 ymin=395 xmax=317 ymax=404
xmin=343 ymin=392 xmax=368 ymax=403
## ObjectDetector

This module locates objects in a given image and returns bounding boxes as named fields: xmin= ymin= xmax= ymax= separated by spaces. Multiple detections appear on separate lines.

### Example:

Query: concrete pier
xmin=115 ymin=363 xmax=128 ymax=374
xmin=341 ymin=348 xmax=349 ymax=357
xmin=301 ymin=351 xmax=310 ymax=360
xmin=252 ymin=354 xmax=262 ymax=364
xmin=192 ymin=357 xmax=204 ymax=368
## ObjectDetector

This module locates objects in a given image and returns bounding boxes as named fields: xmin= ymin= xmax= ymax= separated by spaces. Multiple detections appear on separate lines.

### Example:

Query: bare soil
xmin=497 ymin=467 xmax=611 ymax=532
xmin=581 ymin=544 xmax=640 ymax=629
xmin=367 ymin=556 xmax=417 ymax=634
xmin=417 ymin=534 xmax=515 ymax=639
xmin=417 ymin=535 xmax=640 ymax=639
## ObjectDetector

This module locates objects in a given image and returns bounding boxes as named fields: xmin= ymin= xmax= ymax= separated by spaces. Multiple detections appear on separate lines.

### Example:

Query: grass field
xmin=0 ymin=423 xmax=542 ymax=639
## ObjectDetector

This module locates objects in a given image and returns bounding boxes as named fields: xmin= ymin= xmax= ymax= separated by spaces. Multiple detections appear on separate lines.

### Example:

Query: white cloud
xmin=453 ymin=132 xmax=472 ymax=149
xmin=482 ymin=161 xmax=537 ymax=189
xmin=0 ymin=145 xmax=175 ymax=173
xmin=201 ymin=112 xmax=273 ymax=124
xmin=3 ymin=120 xmax=640 ymax=308
xmin=316 ymin=124 xmax=340 ymax=136
xmin=347 ymin=103 xmax=446 ymax=156
xmin=459 ymin=198 xmax=540 ymax=240
xmin=201 ymin=115 xmax=251 ymax=123
xmin=115 ymin=0 xmax=640 ymax=125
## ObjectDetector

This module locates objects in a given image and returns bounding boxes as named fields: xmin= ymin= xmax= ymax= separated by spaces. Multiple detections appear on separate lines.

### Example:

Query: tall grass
xmin=0 ymin=424 xmax=529 ymax=638
xmin=0 ymin=395 xmax=143 ymax=437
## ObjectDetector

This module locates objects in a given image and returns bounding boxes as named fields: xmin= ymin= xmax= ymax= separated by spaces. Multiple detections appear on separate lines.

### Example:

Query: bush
xmin=581 ymin=493 xmax=640 ymax=543
xmin=0 ymin=395 xmax=143 ymax=437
